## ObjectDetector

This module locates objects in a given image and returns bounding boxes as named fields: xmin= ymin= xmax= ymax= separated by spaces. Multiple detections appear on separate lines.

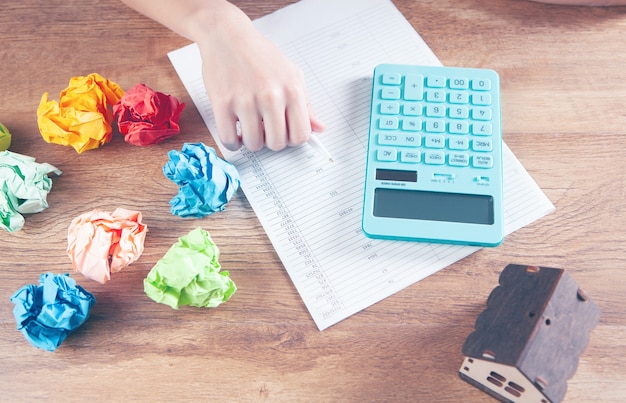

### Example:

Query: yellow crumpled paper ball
xmin=37 ymin=73 xmax=124 ymax=154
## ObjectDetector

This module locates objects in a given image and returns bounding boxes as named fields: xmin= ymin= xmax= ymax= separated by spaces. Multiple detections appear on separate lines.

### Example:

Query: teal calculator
xmin=361 ymin=64 xmax=504 ymax=246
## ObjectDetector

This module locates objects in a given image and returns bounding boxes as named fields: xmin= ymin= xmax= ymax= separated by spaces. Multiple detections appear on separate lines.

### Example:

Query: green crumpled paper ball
xmin=144 ymin=227 xmax=236 ymax=309
xmin=0 ymin=122 xmax=11 ymax=151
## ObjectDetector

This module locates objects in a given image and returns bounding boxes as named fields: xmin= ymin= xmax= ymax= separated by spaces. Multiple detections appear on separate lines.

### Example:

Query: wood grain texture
xmin=1 ymin=0 xmax=625 ymax=401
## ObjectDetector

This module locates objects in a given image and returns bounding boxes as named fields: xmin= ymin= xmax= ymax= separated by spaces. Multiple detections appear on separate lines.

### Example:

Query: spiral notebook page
xmin=168 ymin=0 xmax=554 ymax=330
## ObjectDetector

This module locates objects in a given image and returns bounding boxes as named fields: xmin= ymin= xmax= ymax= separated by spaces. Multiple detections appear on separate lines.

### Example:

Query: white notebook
xmin=168 ymin=0 xmax=555 ymax=330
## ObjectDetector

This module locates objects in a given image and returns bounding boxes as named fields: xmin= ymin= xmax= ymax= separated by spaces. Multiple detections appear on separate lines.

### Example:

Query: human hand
xmin=197 ymin=6 xmax=325 ymax=152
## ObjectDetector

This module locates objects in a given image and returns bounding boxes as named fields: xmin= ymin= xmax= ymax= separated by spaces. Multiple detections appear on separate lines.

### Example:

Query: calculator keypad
xmin=375 ymin=71 xmax=498 ymax=170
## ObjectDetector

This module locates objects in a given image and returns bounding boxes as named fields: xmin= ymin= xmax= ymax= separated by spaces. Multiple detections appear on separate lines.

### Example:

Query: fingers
xmin=210 ymin=76 xmax=325 ymax=153
xmin=212 ymin=106 xmax=241 ymax=151
xmin=260 ymin=90 xmax=288 ymax=151
xmin=237 ymin=103 xmax=265 ymax=152
xmin=309 ymin=111 xmax=326 ymax=134
xmin=284 ymin=88 xmax=313 ymax=148
xmin=213 ymin=96 xmax=265 ymax=152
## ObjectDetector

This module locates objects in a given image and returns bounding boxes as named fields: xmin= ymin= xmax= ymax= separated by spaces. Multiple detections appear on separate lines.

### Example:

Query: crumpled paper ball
xmin=163 ymin=142 xmax=240 ymax=218
xmin=37 ymin=73 xmax=124 ymax=153
xmin=113 ymin=83 xmax=185 ymax=146
xmin=144 ymin=227 xmax=236 ymax=309
xmin=0 ymin=150 xmax=62 ymax=232
xmin=10 ymin=273 xmax=96 ymax=352
xmin=67 ymin=208 xmax=147 ymax=284
xmin=0 ymin=121 xmax=11 ymax=151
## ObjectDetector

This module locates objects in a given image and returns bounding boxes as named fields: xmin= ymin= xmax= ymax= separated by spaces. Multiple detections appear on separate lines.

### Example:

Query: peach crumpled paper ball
xmin=67 ymin=208 xmax=147 ymax=284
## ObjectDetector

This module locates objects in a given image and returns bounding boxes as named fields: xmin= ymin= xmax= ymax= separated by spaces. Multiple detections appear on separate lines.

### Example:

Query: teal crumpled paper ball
xmin=163 ymin=142 xmax=240 ymax=218
xmin=10 ymin=273 xmax=96 ymax=352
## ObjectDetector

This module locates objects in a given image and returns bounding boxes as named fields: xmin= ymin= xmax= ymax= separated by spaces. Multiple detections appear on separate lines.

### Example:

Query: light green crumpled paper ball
xmin=1 ymin=151 xmax=62 ymax=232
xmin=144 ymin=227 xmax=236 ymax=309
xmin=0 ymin=122 xmax=11 ymax=151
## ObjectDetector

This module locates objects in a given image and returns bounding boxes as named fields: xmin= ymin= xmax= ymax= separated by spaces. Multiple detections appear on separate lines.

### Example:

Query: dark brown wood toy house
xmin=459 ymin=264 xmax=600 ymax=403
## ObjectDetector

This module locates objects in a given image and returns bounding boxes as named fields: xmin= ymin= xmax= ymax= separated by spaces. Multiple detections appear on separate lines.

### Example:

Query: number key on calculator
xmin=361 ymin=64 xmax=504 ymax=246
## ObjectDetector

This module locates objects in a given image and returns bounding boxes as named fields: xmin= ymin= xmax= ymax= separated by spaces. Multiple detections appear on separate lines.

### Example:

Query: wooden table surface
xmin=1 ymin=0 xmax=625 ymax=401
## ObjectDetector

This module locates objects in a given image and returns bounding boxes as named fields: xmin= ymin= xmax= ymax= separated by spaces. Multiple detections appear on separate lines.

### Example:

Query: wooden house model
xmin=459 ymin=264 xmax=600 ymax=403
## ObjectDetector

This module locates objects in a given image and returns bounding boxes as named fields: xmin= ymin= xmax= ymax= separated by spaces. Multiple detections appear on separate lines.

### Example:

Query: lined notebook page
xmin=168 ymin=0 xmax=554 ymax=330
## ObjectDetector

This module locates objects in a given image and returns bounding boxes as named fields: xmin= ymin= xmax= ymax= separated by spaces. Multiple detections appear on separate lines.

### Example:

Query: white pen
xmin=308 ymin=132 xmax=334 ymax=162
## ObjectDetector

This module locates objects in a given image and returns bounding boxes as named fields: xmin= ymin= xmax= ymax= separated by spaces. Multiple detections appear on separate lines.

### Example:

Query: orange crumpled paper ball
xmin=37 ymin=73 xmax=124 ymax=154
xmin=113 ymin=83 xmax=185 ymax=146
xmin=67 ymin=208 xmax=147 ymax=284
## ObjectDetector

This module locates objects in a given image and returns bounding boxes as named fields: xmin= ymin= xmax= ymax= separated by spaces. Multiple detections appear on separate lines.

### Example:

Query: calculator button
xmin=425 ymin=104 xmax=446 ymax=117
xmin=449 ymin=77 xmax=469 ymax=89
xmin=380 ymin=102 xmax=400 ymax=114
xmin=474 ymin=176 xmax=491 ymax=184
xmin=378 ymin=133 xmax=421 ymax=147
xmin=449 ymin=121 xmax=469 ymax=134
xmin=449 ymin=91 xmax=469 ymax=104
xmin=426 ymin=76 xmax=446 ymax=87
xmin=403 ymin=75 xmax=424 ymax=101
xmin=472 ymin=107 xmax=492 ymax=121
xmin=401 ymin=118 xmax=422 ymax=131
xmin=471 ymin=78 xmax=492 ymax=91
xmin=426 ymin=89 xmax=446 ymax=102
xmin=425 ymin=119 xmax=446 ymax=133
xmin=472 ymin=123 xmax=493 ymax=136
xmin=425 ymin=135 xmax=445 ymax=148
xmin=377 ymin=147 xmax=397 ymax=162
xmin=424 ymin=151 xmax=445 ymax=165
xmin=472 ymin=138 xmax=493 ymax=152
xmin=449 ymin=153 xmax=470 ymax=167
xmin=403 ymin=102 xmax=423 ymax=116
xmin=401 ymin=150 xmax=421 ymax=163
xmin=433 ymin=172 xmax=456 ymax=181
xmin=449 ymin=106 xmax=469 ymax=119
xmin=473 ymin=155 xmax=493 ymax=168
xmin=379 ymin=117 xmax=399 ymax=130
xmin=472 ymin=93 xmax=492 ymax=106
xmin=381 ymin=87 xmax=401 ymax=99
xmin=449 ymin=136 xmax=469 ymax=150
xmin=382 ymin=73 xmax=401 ymax=85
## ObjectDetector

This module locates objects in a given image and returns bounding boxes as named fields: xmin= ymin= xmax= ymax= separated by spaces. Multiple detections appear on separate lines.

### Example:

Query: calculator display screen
xmin=373 ymin=188 xmax=494 ymax=225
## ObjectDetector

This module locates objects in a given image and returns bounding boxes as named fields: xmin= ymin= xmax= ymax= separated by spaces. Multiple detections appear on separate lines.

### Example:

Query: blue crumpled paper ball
xmin=10 ymin=273 xmax=96 ymax=352
xmin=163 ymin=142 xmax=240 ymax=218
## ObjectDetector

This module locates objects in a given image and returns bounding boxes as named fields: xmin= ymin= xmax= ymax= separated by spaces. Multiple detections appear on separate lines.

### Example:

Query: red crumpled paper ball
xmin=113 ymin=83 xmax=185 ymax=146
